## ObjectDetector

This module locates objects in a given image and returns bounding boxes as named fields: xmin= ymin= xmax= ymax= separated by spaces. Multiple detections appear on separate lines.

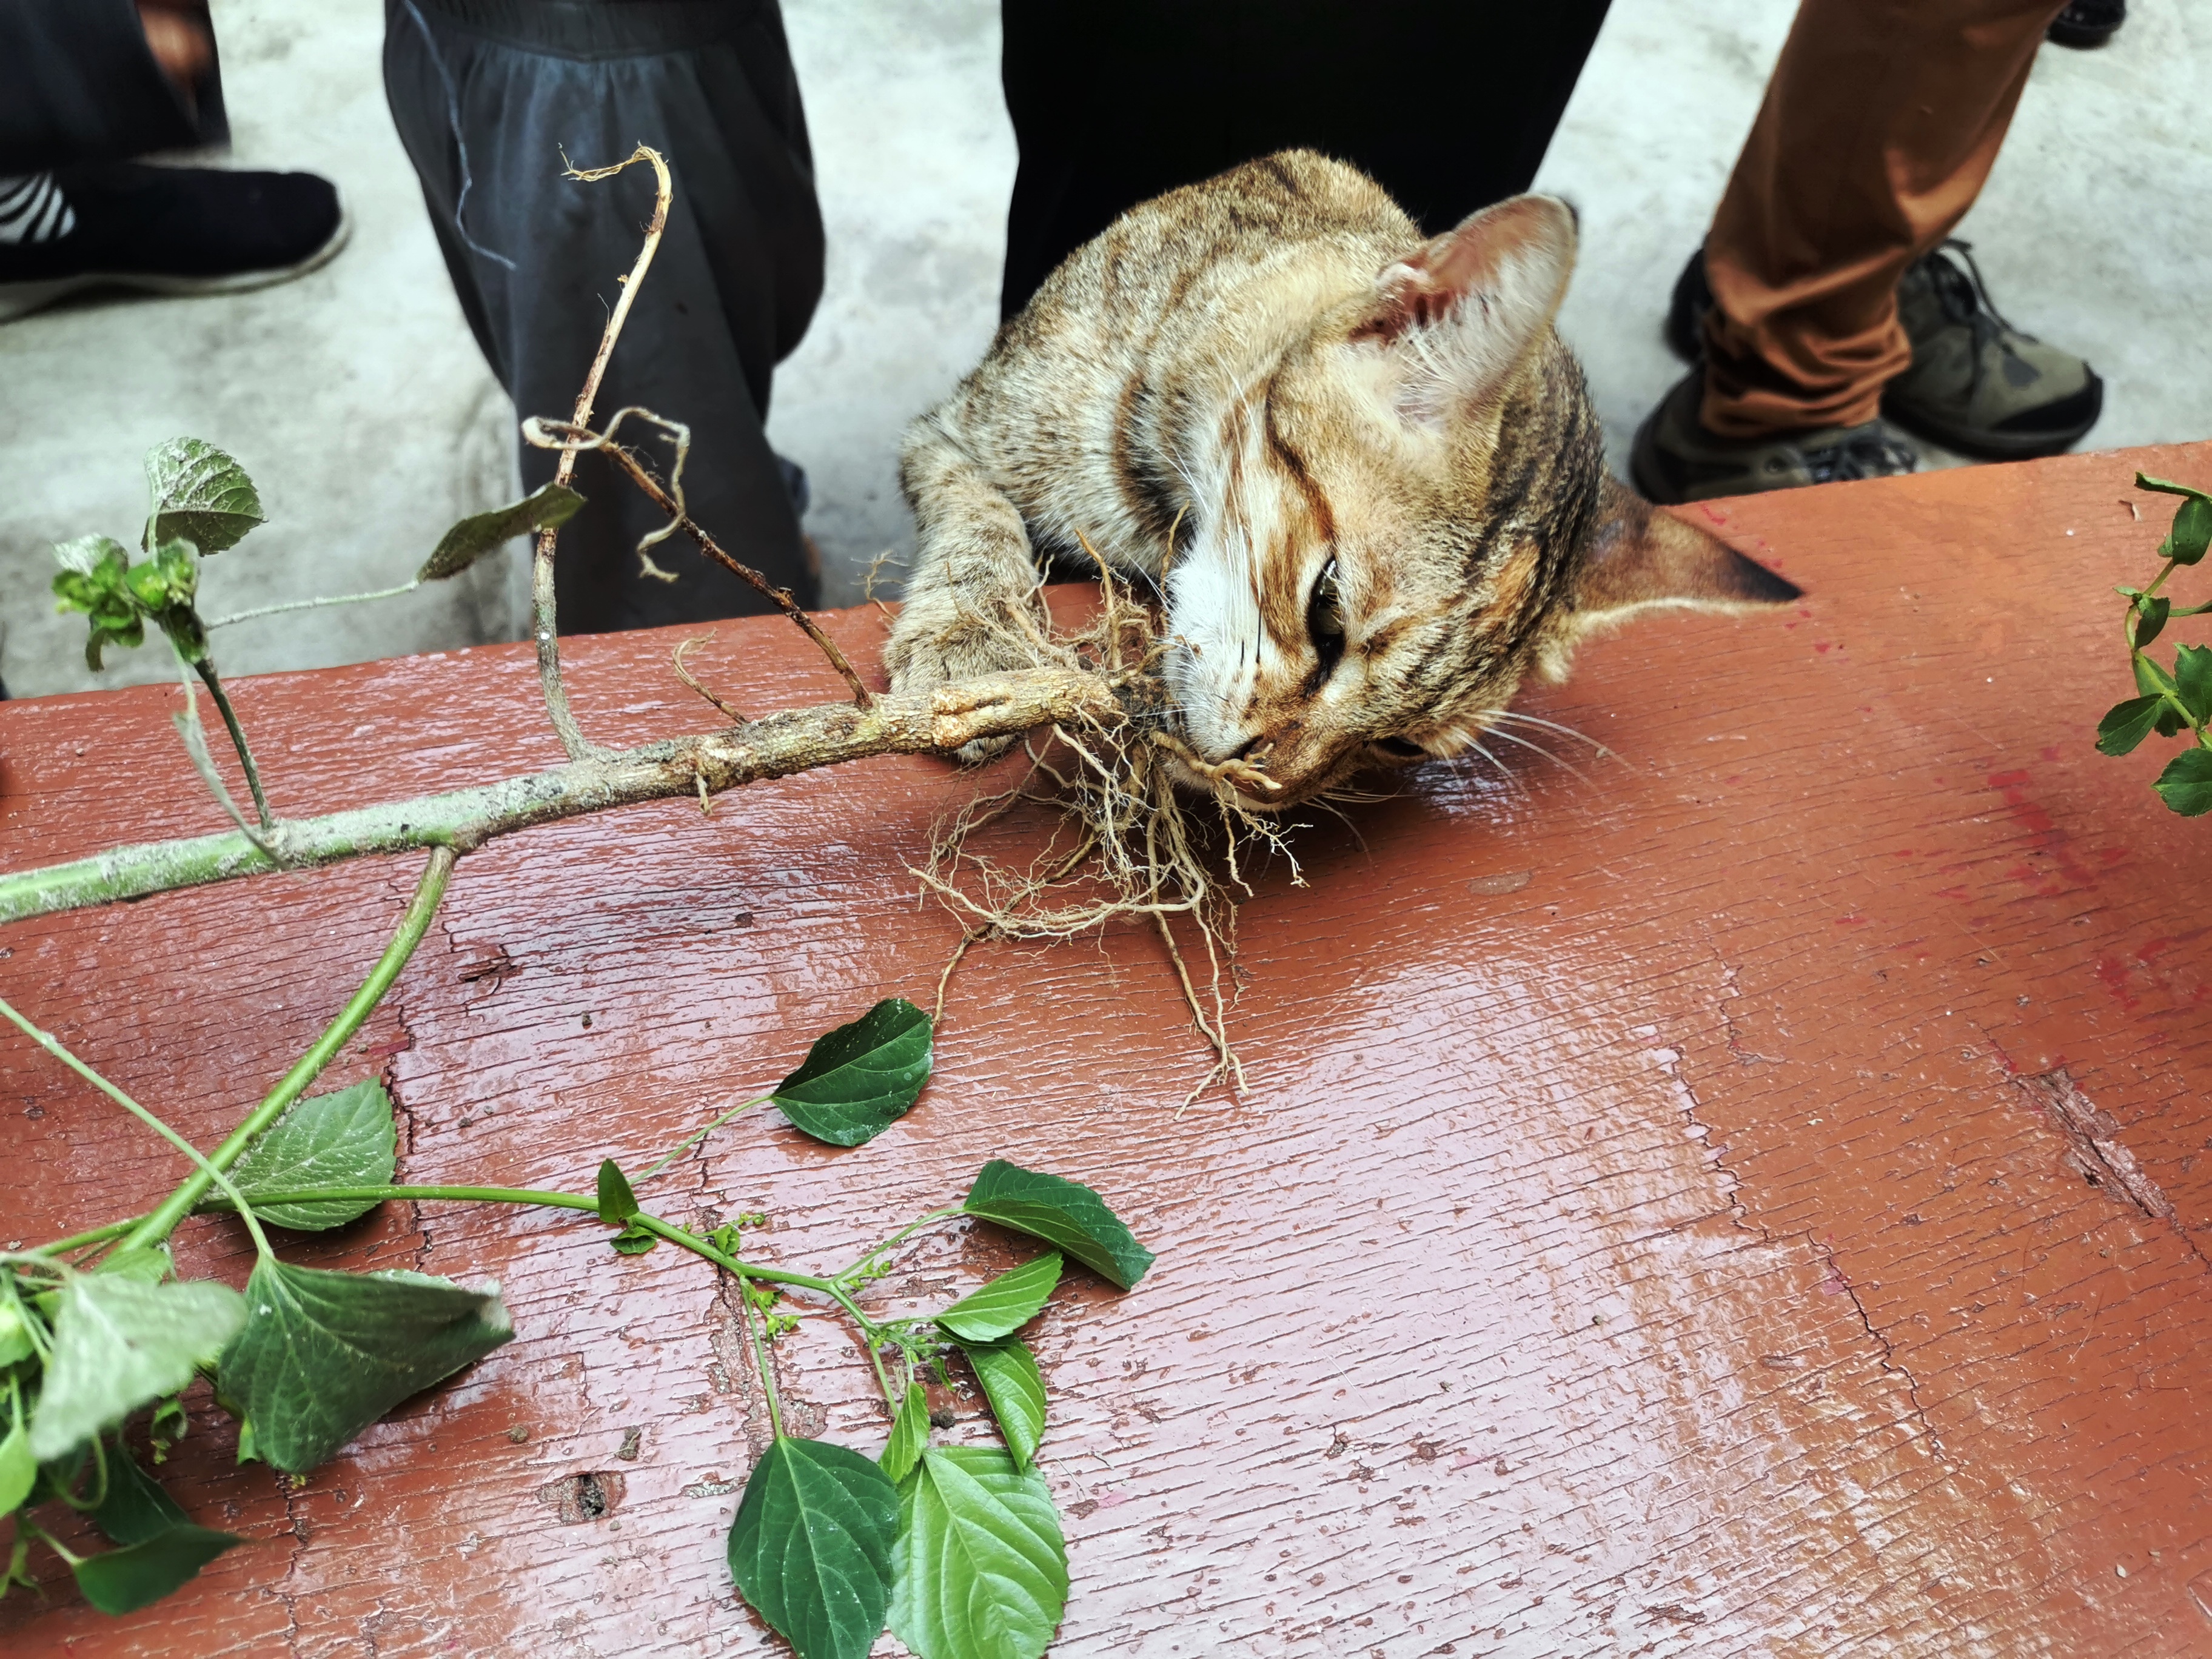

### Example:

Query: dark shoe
xmin=1664 ymin=243 xmax=1715 ymax=363
xmin=1883 ymin=241 xmax=2102 ymax=457
xmin=2048 ymin=0 xmax=2124 ymax=47
xmin=1661 ymin=239 xmax=2101 ymax=460
xmin=1631 ymin=369 xmax=1919 ymax=505
xmin=0 ymin=164 xmax=348 ymax=323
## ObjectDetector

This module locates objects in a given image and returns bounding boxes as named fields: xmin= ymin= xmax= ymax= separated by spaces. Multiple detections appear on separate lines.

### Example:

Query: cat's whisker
xmin=1464 ymin=740 xmax=1527 ymax=797
xmin=1487 ymin=709 xmax=1610 ymax=754
xmin=1480 ymin=726 xmax=1595 ymax=786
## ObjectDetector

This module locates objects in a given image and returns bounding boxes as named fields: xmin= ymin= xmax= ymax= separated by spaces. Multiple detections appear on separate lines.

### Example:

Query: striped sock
xmin=0 ymin=174 xmax=77 ymax=246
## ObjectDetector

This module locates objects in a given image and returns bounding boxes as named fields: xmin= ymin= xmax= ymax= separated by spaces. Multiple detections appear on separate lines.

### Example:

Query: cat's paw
xmin=883 ymin=598 xmax=1037 ymax=765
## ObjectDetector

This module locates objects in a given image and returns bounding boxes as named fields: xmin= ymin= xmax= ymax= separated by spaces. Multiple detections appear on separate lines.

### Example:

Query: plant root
xmin=911 ymin=567 xmax=1293 ymax=1105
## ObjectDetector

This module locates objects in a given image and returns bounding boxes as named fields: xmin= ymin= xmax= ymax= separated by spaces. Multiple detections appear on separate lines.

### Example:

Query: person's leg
xmin=998 ymin=0 xmax=1614 ymax=319
xmin=383 ymin=0 xmax=823 ymax=632
xmin=0 ymin=0 xmax=223 ymax=173
xmin=0 ymin=0 xmax=342 ymax=323
xmin=1698 ymin=0 xmax=2070 ymax=438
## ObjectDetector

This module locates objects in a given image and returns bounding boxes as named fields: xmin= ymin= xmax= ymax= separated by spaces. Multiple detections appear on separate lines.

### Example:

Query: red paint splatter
xmin=1834 ymin=916 xmax=1869 ymax=927
xmin=2095 ymin=956 xmax=2140 ymax=1013
xmin=1983 ymin=768 xmax=2099 ymax=893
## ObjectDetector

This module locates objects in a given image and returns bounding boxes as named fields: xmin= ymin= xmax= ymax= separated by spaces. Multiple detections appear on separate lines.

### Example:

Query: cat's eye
xmin=1373 ymin=737 xmax=1426 ymax=761
xmin=1306 ymin=556 xmax=1346 ymax=677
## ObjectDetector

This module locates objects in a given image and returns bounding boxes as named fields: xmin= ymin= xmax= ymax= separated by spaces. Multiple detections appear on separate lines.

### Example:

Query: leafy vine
xmin=4 ymin=147 xmax=1168 ymax=1659
xmin=2096 ymin=472 xmax=2212 ymax=813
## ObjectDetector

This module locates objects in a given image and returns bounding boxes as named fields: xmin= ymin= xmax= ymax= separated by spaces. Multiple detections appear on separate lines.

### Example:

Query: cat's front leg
xmin=886 ymin=415 xmax=1051 ymax=761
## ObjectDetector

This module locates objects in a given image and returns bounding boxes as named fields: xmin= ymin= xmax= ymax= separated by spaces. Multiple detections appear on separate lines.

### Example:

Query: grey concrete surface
xmin=1 ymin=0 xmax=2206 ymax=699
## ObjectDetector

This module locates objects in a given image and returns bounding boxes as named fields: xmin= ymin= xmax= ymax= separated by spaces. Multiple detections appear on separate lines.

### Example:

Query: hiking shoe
xmin=1661 ymin=239 xmax=2100 ymax=460
xmin=1663 ymin=243 xmax=1715 ymax=363
xmin=2048 ymin=0 xmax=2124 ymax=47
xmin=1630 ymin=369 xmax=1919 ymax=505
xmin=1883 ymin=240 xmax=2102 ymax=457
xmin=0 ymin=164 xmax=348 ymax=323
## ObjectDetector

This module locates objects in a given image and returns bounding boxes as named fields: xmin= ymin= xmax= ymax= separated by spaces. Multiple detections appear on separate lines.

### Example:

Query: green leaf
xmin=53 ymin=534 xmax=128 ymax=578
xmin=90 ymin=1444 xmax=189 ymax=1546
xmin=1 ymin=1532 xmax=32 ymax=1599
xmin=609 ymin=1224 xmax=659 ymax=1256
xmin=934 ymin=1255 xmax=1061 ymax=1344
xmin=880 ymin=1382 xmax=930 ymax=1485
xmin=52 ymin=538 xmax=145 ymax=670
xmin=890 ymin=1447 xmax=1068 ymax=1659
xmin=960 ymin=1162 xmax=1154 ymax=1290
xmin=82 ymin=618 xmax=145 ymax=672
xmin=772 ymin=999 xmax=934 ymax=1148
xmin=2135 ymin=653 xmax=2178 ymax=699
xmin=597 ymin=1159 xmax=639 ymax=1227
xmin=2153 ymin=749 xmax=2212 ymax=816
xmin=29 ymin=1276 xmax=246 ymax=1462
xmin=417 ymin=483 xmax=584 ymax=581
xmin=216 ymin=1261 xmax=512 ymax=1472
xmin=144 ymin=438 xmax=263 ymax=554
xmin=0 ymin=1299 xmax=36 ymax=1367
xmin=728 ymin=1436 xmax=898 ymax=1659
xmin=2176 ymin=644 xmax=2212 ymax=725
xmin=148 ymin=1395 xmax=189 ymax=1462
xmin=959 ymin=1339 xmax=1048 ymax=1470
xmin=2135 ymin=472 xmax=2212 ymax=501
xmin=2096 ymin=694 xmax=2168 ymax=757
xmin=2134 ymin=595 xmax=2172 ymax=648
xmin=0 ymin=1423 xmax=35 ymax=1518
xmin=97 ymin=1246 xmax=174 ymax=1283
xmin=2171 ymin=497 xmax=2212 ymax=566
xmin=229 ymin=1079 xmax=397 ymax=1230
xmin=72 ymin=1525 xmax=243 ymax=1614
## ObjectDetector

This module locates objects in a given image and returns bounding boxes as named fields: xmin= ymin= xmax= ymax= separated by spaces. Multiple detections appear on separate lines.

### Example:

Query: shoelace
xmin=1923 ymin=238 xmax=2023 ymax=334
xmin=1920 ymin=237 xmax=2040 ymax=403
xmin=1803 ymin=432 xmax=1918 ymax=484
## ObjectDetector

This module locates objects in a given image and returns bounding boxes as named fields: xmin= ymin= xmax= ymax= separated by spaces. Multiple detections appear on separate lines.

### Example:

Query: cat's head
xmin=1158 ymin=192 xmax=1799 ymax=808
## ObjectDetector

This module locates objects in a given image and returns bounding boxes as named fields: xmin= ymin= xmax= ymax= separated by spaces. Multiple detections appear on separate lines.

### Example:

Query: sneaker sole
xmin=1882 ymin=375 xmax=2104 ymax=461
xmin=2046 ymin=18 xmax=2121 ymax=46
xmin=0 ymin=194 xmax=352 ymax=324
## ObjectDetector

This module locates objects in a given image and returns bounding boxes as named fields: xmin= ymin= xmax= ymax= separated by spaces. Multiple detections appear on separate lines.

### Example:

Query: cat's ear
xmin=1352 ymin=194 xmax=1578 ymax=424
xmin=1572 ymin=476 xmax=1802 ymax=626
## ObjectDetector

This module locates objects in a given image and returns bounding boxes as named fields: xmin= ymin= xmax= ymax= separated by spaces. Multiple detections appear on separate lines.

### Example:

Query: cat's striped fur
xmin=888 ymin=150 xmax=1797 ymax=805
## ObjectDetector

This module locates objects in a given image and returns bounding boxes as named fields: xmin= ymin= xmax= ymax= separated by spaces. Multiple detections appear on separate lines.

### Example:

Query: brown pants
xmin=1700 ymin=0 xmax=2070 ymax=438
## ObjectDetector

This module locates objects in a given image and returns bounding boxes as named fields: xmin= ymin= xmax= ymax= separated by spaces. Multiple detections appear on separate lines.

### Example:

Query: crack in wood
xmin=1811 ymin=1236 xmax=1949 ymax=1464
xmin=1668 ymin=987 xmax=1951 ymax=1466
xmin=2014 ymin=1067 xmax=2177 ymax=1224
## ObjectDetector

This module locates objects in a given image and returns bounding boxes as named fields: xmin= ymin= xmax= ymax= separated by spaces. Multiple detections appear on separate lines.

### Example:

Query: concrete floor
xmin=1 ymin=0 xmax=2206 ymax=697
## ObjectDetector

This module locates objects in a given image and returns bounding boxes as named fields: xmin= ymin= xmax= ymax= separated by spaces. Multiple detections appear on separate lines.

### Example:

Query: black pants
xmin=997 ymin=0 xmax=1615 ymax=318
xmin=383 ymin=0 xmax=824 ymax=631
xmin=0 ymin=0 xmax=226 ymax=172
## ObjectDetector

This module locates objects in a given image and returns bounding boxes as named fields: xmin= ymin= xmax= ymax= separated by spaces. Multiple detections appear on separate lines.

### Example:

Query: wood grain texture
xmin=6 ymin=443 xmax=2212 ymax=1656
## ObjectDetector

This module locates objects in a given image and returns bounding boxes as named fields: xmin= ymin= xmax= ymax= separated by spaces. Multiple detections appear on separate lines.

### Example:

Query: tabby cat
xmin=886 ymin=150 xmax=1797 ymax=806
